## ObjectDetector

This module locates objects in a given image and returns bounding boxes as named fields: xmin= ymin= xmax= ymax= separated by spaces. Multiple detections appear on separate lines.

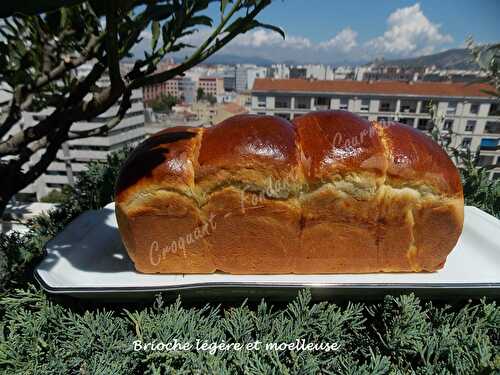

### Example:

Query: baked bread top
xmin=115 ymin=111 xmax=463 ymax=211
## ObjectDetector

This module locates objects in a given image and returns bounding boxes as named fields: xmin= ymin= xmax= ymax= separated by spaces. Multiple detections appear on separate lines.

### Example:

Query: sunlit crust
xmin=115 ymin=112 xmax=464 ymax=274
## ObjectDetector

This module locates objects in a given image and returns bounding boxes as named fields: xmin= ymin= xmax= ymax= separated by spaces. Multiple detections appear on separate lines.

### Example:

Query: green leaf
xmin=0 ymin=0 xmax=84 ymax=17
xmin=169 ymin=42 xmax=194 ymax=53
xmin=248 ymin=20 xmax=285 ymax=39
xmin=186 ymin=15 xmax=213 ymax=28
xmin=151 ymin=21 xmax=160 ymax=51
xmin=220 ymin=0 xmax=229 ymax=15
xmin=224 ymin=18 xmax=284 ymax=40
xmin=147 ymin=4 xmax=175 ymax=21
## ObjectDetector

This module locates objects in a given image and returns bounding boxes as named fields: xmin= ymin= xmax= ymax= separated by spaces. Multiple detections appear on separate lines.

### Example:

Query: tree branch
xmin=0 ymin=102 xmax=22 ymax=140
xmin=0 ymin=33 xmax=102 ymax=140
xmin=32 ymin=34 xmax=102 ymax=93
xmin=105 ymin=1 xmax=124 ymax=90
xmin=19 ymin=120 xmax=73 ymax=188
xmin=130 ymin=0 xmax=269 ymax=89
xmin=0 ymin=61 xmax=107 ymax=157
xmin=68 ymin=88 xmax=133 ymax=139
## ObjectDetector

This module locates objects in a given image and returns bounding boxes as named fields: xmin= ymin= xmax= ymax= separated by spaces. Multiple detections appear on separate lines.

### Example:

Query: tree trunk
xmin=0 ymin=194 xmax=9 ymax=220
xmin=0 ymin=163 xmax=24 ymax=219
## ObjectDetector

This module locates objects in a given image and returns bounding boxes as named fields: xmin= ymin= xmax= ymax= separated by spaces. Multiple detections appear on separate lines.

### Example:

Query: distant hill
xmin=197 ymin=54 xmax=275 ymax=66
xmin=378 ymin=48 xmax=478 ymax=69
xmin=131 ymin=47 xmax=479 ymax=68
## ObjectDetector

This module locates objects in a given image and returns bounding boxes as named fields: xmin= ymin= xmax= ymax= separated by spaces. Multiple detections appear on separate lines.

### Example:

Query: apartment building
xmin=246 ymin=66 xmax=267 ymax=92
xmin=0 ymin=83 xmax=10 ymax=113
xmin=198 ymin=77 xmax=224 ymax=98
xmin=190 ymin=101 xmax=248 ymax=126
xmin=14 ymin=88 xmax=146 ymax=201
xmin=143 ymin=76 xmax=196 ymax=104
xmin=251 ymin=78 xmax=500 ymax=179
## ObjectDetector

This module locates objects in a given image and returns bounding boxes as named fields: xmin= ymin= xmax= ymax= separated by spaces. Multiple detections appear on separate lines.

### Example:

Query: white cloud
xmin=132 ymin=3 xmax=454 ymax=63
xmin=366 ymin=3 xmax=453 ymax=56
xmin=319 ymin=28 xmax=358 ymax=52
xmin=233 ymin=29 xmax=312 ymax=49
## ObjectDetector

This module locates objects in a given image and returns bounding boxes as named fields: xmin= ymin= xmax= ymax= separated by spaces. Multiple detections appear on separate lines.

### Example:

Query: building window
xmin=379 ymin=101 xmax=395 ymax=112
xmin=420 ymin=100 xmax=432 ymax=113
xmin=315 ymin=97 xmax=330 ymax=109
xmin=480 ymin=138 xmax=499 ymax=150
xmin=470 ymin=103 xmax=480 ymax=114
xmin=46 ymin=171 xmax=67 ymax=176
xmin=477 ymin=155 xmax=494 ymax=167
xmin=257 ymin=96 xmax=266 ymax=108
xmin=400 ymin=100 xmax=417 ymax=113
xmin=377 ymin=116 xmax=392 ymax=123
xmin=339 ymin=98 xmax=348 ymax=110
xmin=465 ymin=120 xmax=476 ymax=132
xmin=485 ymin=121 xmax=500 ymax=134
xmin=443 ymin=120 xmax=454 ymax=131
xmin=417 ymin=118 xmax=432 ymax=131
xmin=398 ymin=118 xmax=414 ymax=126
xmin=461 ymin=137 xmax=472 ymax=148
xmin=275 ymin=113 xmax=291 ymax=120
xmin=47 ymin=183 xmax=65 ymax=188
xmin=447 ymin=102 xmax=457 ymax=115
xmin=295 ymin=97 xmax=310 ymax=109
xmin=360 ymin=99 xmax=370 ymax=111
xmin=275 ymin=97 xmax=291 ymax=109
xmin=489 ymin=103 xmax=500 ymax=116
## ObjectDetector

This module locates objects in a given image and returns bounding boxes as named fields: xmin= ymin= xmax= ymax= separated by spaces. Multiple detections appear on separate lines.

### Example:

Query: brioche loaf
xmin=115 ymin=111 xmax=464 ymax=274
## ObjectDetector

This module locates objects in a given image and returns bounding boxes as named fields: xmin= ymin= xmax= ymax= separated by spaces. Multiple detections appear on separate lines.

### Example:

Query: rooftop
xmin=252 ymin=78 xmax=495 ymax=98
xmin=221 ymin=102 xmax=247 ymax=115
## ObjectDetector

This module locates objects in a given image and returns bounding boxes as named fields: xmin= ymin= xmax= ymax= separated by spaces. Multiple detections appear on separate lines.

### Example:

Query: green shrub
xmin=429 ymin=106 xmax=500 ymax=218
xmin=0 ymin=147 xmax=131 ymax=291
xmin=0 ymin=288 xmax=499 ymax=374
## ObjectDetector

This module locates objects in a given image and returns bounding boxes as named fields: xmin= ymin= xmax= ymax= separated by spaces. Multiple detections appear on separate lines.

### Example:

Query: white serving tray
xmin=34 ymin=202 xmax=500 ymax=300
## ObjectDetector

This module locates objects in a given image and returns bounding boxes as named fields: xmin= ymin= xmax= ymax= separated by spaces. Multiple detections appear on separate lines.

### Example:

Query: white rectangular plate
xmin=35 ymin=202 xmax=500 ymax=300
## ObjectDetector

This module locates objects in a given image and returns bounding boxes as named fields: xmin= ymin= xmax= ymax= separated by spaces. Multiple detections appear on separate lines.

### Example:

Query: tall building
xmin=14 ymin=88 xmax=146 ymax=201
xmin=268 ymin=64 xmax=290 ymax=79
xmin=246 ymin=67 xmax=267 ymax=92
xmin=1 ymin=63 xmax=147 ymax=202
xmin=223 ymin=75 xmax=236 ymax=92
xmin=251 ymin=78 xmax=500 ymax=179
xmin=0 ymin=83 xmax=10 ymax=113
xmin=235 ymin=64 xmax=253 ymax=92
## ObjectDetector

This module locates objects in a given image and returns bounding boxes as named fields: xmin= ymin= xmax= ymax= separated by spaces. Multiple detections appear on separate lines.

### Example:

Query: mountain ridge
xmin=375 ymin=48 xmax=478 ymax=69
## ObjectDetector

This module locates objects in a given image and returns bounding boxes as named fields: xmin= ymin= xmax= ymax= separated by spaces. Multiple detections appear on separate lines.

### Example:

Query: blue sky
xmin=257 ymin=0 xmax=500 ymax=46
xmin=138 ymin=1 xmax=500 ymax=64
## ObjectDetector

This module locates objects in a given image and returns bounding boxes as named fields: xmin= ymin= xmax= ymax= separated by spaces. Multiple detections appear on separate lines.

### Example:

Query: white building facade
xmin=251 ymin=78 xmax=500 ymax=179
xmin=12 ymin=88 xmax=146 ymax=201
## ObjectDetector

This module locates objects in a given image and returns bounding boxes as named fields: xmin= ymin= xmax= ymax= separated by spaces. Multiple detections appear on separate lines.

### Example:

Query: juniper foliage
xmin=0 ymin=288 xmax=499 ymax=374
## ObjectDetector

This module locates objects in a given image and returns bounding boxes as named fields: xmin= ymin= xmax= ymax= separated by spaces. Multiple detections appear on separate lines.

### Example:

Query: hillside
xmin=379 ymin=48 xmax=478 ymax=69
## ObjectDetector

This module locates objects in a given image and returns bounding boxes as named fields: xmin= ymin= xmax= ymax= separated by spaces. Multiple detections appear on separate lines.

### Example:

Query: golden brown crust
xmin=294 ymin=111 xmax=387 ymax=183
xmin=197 ymin=114 xmax=304 ymax=194
xmin=115 ymin=126 xmax=202 ymax=207
xmin=377 ymin=121 xmax=463 ymax=197
xmin=115 ymin=111 xmax=464 ymax=274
